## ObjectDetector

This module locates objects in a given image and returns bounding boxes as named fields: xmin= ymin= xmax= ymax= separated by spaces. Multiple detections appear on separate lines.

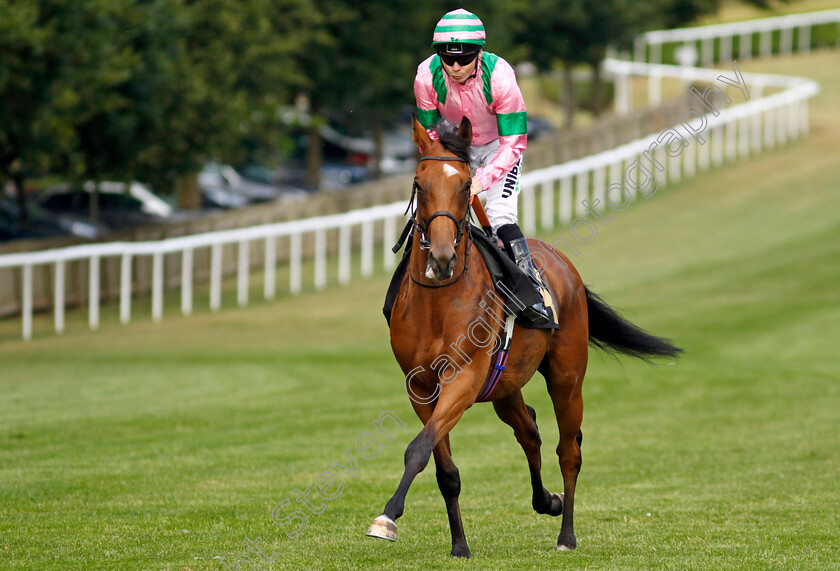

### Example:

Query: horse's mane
xmin=435 ymin=120 xmax=471 ymax=164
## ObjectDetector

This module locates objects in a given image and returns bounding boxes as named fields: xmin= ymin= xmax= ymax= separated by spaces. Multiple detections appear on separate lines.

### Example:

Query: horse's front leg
xmin=366 ymin=376 xmax=476 ymax=554
xmin=365 ymin=427 xmax=433 ymax=542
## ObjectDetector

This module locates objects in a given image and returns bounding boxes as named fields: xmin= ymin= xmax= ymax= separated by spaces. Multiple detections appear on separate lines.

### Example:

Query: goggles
xmin=439 ymin=51 xmax=478 ymax=67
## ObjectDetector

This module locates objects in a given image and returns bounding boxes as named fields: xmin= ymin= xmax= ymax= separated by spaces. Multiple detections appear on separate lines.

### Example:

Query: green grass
xmin=2 ymin=51 xmax=840 ymax=570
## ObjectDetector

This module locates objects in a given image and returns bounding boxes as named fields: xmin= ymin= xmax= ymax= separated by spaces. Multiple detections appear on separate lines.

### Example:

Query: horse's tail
xmin=585 ymin=286 xmax=682 ymax=361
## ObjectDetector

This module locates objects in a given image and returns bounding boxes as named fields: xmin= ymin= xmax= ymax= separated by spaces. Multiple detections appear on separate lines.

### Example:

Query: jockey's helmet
xmin=431 ymin=8 xmax=486 ymax=53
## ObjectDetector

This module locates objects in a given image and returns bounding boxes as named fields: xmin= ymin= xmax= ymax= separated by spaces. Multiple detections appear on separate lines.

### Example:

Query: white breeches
xmin=469 ymin=139 xmax=523 ymax=232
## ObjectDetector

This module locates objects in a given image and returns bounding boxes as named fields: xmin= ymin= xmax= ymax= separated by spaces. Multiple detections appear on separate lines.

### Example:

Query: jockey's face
xmin=441 ymin=50 xmax=481 ymax=85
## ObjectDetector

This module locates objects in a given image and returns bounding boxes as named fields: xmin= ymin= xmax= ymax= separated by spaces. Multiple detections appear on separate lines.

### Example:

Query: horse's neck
xmin=403 ymin=241 xmax=504 ymax=338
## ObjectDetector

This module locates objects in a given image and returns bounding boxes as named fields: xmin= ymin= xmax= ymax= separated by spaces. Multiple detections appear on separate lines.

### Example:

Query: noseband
xmin=412 ymin=156 xmax=472 ymax=252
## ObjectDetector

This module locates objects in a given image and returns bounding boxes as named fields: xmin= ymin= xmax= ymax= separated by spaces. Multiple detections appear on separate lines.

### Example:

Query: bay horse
xmin=367 ymin=117 xmax=681 ymax=557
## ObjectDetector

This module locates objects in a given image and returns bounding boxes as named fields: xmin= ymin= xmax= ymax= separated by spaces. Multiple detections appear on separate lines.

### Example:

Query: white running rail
xmin=633 ymin=8 xmax=840 ymax=66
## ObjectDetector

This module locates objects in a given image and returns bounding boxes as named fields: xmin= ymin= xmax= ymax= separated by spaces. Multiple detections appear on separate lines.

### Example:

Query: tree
xmin=117 ymin=0 xmax=322 ymax=207
xmin=659 ymin=0 xmax=721 ymax=29
xmin=298 ymin=0 xmax=450 ymax=186
xmin=0 ymin=0 xmax=127 ymax=223
xmin=511 ymin=0 xmax=729 ymax=127
xmin=0 ymin=0 xmax=322 ymax=224
xmin=511 ymin=0 xmax=658 ymax=126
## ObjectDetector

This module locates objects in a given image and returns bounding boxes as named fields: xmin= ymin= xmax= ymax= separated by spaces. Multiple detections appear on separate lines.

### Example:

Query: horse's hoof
xmin=365 ymin=515 xmax=397 ymax=541
xmin=548 ymin=492 xmax=564 ymax=517
xmin=557 ymin=533 xmax=577 ymax=551
xmin=451 ymin=543 xmax=471 ymax=558
xmin=535 ymin=491 xmax=564 ymax=516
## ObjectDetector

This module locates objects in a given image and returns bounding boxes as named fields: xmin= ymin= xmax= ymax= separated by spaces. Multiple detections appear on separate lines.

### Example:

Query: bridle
xmin=403 ymin=155 xmax=474 ymax=288
xmin=411 ymin=156 xmax=472 ymax=252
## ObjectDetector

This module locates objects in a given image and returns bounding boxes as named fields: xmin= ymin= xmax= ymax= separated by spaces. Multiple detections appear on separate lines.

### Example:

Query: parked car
xmin=318 ymin=124 xmax=417 ymax=176
xmin=199 ymin=162 xmax=307 ymax=205
xmin=1 ymin=196 xmax=106 ymax=241
xmin=278 ymin=106 xmax=417 ymax=184
xmin=199 ymin=182 xmax=251 ymax=210
xmin=528 ymin=117 xmax=555 ymax=140
xmin=36 ymin=181 xmax=188 ymax=232
xmin=270 ymin=159 xmax=371 ymax=192
xmin=1 ymin=202 xmax=64 ymax=241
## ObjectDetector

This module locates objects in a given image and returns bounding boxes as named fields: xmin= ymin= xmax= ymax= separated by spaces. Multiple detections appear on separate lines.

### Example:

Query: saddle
xmin=382 ymin=223 xmax=559 ymax=330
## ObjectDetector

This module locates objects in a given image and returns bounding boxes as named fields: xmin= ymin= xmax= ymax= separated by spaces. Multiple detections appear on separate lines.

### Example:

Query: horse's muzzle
xmin=426 ymin=251 xmax=457 ymax=281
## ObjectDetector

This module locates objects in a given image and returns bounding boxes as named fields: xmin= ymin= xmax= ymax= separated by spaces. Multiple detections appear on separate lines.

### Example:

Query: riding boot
xmin=497 ymin=224 xmax=552 ymax=326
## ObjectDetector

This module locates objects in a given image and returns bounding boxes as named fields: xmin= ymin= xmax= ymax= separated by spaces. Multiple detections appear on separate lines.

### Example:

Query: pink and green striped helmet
xmin=431 ymin=9 xmax=486 ymax=50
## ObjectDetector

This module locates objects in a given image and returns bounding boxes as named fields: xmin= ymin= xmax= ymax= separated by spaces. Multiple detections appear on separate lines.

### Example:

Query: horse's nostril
xmin=426 ymin=253 xmax=457 ymax=281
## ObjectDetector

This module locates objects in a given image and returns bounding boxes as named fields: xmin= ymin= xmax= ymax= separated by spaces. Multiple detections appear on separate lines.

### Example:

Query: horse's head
xmin=411 ymin=116 xmax=473 ymax=282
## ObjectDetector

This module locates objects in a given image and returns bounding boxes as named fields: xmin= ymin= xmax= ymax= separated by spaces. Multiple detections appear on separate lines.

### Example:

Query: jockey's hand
xmin=470 ymin=176 xmax=483 ymax=196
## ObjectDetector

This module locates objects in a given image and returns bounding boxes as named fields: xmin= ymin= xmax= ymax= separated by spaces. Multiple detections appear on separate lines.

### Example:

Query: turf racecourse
xmin=2 ymin=51 xmax=839 ymax=570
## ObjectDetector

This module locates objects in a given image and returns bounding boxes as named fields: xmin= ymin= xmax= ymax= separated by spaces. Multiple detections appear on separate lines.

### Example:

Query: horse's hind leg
xmin=541 ymin=353 xmax=586 ymax=551
xmin=433 ymin=435 xmax=470 ymax=558
xmin=492 ymin=391 xmax=564 ymax=517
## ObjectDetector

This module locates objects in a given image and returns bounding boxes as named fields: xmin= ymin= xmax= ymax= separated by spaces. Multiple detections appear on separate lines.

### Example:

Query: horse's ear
xmin=458 ymin=117 xmax=473 ymax=143
xmin=412 ymin=113 xmax=433 ymax=154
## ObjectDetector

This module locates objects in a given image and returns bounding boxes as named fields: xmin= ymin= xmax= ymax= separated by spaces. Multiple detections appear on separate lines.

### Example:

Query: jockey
xmin=414 ymin=8 xmax=550 ymax=325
